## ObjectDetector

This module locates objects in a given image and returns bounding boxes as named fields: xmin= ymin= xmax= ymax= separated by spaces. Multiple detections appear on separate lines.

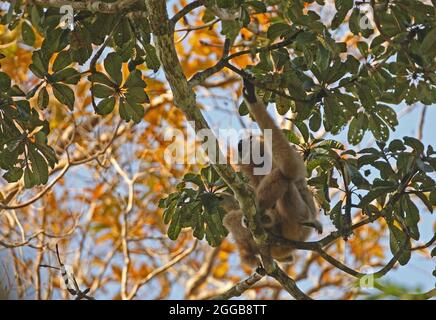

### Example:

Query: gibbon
xmin=222 ymin=79 xmax=322 ymax=267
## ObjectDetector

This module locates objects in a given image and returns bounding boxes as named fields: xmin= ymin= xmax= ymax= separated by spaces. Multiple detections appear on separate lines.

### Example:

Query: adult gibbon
xmin=222 ymin=79 xmax=322 ymax=267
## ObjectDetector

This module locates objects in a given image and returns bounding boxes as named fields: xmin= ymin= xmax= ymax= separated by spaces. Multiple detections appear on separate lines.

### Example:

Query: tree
xmin=0 ymin=0 xmax=435 ymax=300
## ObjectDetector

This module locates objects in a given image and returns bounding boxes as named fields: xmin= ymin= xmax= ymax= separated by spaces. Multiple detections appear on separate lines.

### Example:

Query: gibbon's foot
xmin=300 ymin=219 xmax=323 ymax=234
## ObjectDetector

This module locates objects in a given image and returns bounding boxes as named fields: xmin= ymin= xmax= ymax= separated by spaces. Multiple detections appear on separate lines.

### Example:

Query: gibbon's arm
xmin=255 ymin=168 xmax=288 ymax=210
xmin=242 ymin=79 xmax=306 ymax=181
xmin=218 ymin=192 xmax=241 ymax=212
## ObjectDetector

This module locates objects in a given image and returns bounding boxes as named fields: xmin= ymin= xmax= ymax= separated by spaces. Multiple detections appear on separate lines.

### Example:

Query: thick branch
xmin=211 ymin=270 xmax=265 ymax=300
xmin=144 ymin=0 xmax=257 ymax=222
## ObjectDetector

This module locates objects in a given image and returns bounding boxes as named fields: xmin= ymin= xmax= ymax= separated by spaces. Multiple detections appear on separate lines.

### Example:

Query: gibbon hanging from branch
xmin=222 ymin=78 xmax=322 ymax=267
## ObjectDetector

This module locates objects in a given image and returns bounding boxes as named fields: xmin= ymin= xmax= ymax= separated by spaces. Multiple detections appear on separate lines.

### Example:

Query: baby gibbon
xmin=222 ymin=78 xmax=322 ymax=267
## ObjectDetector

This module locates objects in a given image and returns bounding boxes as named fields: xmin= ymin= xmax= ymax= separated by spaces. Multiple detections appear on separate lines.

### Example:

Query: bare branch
xmin=211 ymin=270 xmax=265 ymax=300
xmin=127 ymin=240 xmax=198 ymax=300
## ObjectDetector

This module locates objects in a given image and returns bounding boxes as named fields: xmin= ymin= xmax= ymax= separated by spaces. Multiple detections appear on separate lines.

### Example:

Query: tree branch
xmin=210 ymin=269 xmax=265 ymax=300
xmin=171 ymin=0 xmax=205 ymax=24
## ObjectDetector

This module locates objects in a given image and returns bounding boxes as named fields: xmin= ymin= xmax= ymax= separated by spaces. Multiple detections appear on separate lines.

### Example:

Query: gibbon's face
xmin=237 ymin=135 xmax=267 ymax=168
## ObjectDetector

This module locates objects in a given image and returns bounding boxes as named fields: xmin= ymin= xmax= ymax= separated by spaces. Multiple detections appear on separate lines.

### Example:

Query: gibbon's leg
xmin=275 ymin=182 xmax=314 ymax=240
xmin=242 ymin=79 xmax=307 ymax=181
xmin=222 ymin=210 xmax=261 ymax=267
xmin=255 ymin=168 xmax=288 ymax=210
xmin=294 ymin=180 xmax=323 ymax=234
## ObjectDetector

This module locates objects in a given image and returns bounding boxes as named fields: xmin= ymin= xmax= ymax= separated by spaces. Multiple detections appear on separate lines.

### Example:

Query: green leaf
xmin=360 ymin=185 xmax=396 ymax=206
xmin=295 ymin=121 xmax=309 ymax=142
xmin=238 ymin=101 xmax=249 ymax=116
xmin=124 ymin=69 xmax=146 ymax=88
xmin=348 ymin=112 xmax=367 ymax=145
xmin=275 ymin=95 xmax=293 ymax=115
xmin=37 ymin=86 xmax=49 ymax=109
xmin=388 ymin=139 xmax=405 ymax=152
xmin=404 ymin=137 xmax=424 ymax=154
xmin=34 ymin=142 xmax=57 ymax=168
xmin=402 ymin=196 xmax=420 ymax=240
xmin=317 ymin=139 xmax=345 ymax=150
xmin=369 ymin=114 xmax=389 ymax=141
xmin=119 ymin=98 xmax=144 ymax=123
xmin=420 ymin=27 xmax=436 ymax=56
xmin=375 ymin=104 xmax=398 ymax=129
xmin=104 ymin=52 xmax=123 ymax=85
xmin=413 ymin=191 xmax=433 ymax=213
xmin=267 ymin=23 xmax=289 ymax=40
xmin=221 ymin=19 xmax=241 ymax=42
xmin=245 ymin=1 xmax=266 ymax=13
xmin=329 ymin=200 xmax=343 ymax=231
xmin=416 ymin=158 xmax=433 ymax=173
xmin=89 ymin=72 xmax=115 ymax=87
xmin=52 ymin=83 xmax=75 ymax=110
xmin=92 ymin=84 xmax=115 ymax=99
xmin=30 ymin=50 xmax=49 ymax=77
xmin=167 ymin=209 xmax=182 ymax=240
xmin=28 ymin=146 xmax=49 ymax=185
xmin=309 ymin=111 xmax=321 ymax=131
xmin=323 ymin=94 xmax=336 ymax=131
xmin=193 ymin=215 xmax=205 ymax=240
xmin=95 ymin=97 xmax=116 ymax=115
xmin=126 ymin=87 xmax=149 ymax=104
xmin=21 ymin=21 xmax=35 ymax=46
xmin=0 ymin=72 xmax=11 ymax=91
xmin=51 ymin=68 xmax=81 ymax=84
xmin=429 ymin=190 xmax=436 ymax=206
xmin=282 ymin=129 xmax=301 ymax=145
xmin=52 ymin=51 xmax=72 ymax=73
xmin=348 ymin=8 xmax=360 ymax=35
xmin=3 ymin=167 xmax=23 ymax=183
xmin=388 ymin=224 xmax=411 ymax=266
xmin=331 ymin=0 xmax=353 ymax=29
xmin=24 ymin=167 xmax=36 ymax=188
xmin=144 ymin=44 xmax=160 ymax=72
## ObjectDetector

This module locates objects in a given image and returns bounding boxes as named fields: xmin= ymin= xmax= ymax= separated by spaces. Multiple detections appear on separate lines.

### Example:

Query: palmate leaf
xmin=89 ymin=72 xmax=115 ymax=87
xmin=52 ymin=83 xmax=75 ymax=110
xmin=388 ymin=224 xmax=411 ymax=266
xmin=2 ymin=167 xmax=23 ymax=183
xmin=143 ymin=44 xmax=160 ymax=72
xmin=348 ymin=112 xmax=368 ymax=145
xmin=52 ymin=50 xmax=72 ymax=73
xmin=119 ymin=98 xmax=144 ymax=123
xmin=37 ymin=86 xmax=49 ymax=109
xmin=92 ymin=84 xmax=115 ymax=99
xmin=95 ymin=97 xmax=116 ymax=115
xmin=159 ymin=167 xmax=228 ymax=246
xmin=104 ymin=52 xmax=123 ymax=85
xmin=0 ymin=72 xmax=11 ymax=91
xmin=21 ymin=20 xmax=36 ymax=46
